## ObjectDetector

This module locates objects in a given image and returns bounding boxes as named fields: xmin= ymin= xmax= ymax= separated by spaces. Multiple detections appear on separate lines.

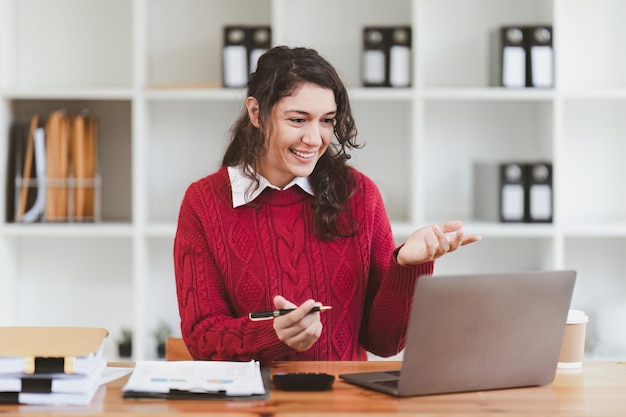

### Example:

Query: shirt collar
xmin=227 ymin=165 xmax=314 ymax=208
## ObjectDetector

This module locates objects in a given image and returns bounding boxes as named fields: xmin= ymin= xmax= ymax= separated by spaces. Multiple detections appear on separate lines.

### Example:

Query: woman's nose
xmin=302 ymin=123 xmax=322 ymax=146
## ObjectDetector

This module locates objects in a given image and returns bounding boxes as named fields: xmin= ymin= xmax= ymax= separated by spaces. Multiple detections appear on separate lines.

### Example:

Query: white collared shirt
xmin=227 ymin=165 xmax=314 ymax=208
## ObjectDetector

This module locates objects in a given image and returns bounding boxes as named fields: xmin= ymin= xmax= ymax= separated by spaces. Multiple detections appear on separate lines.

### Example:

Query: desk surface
xmin=2 ymin=360 xmax=626 ymax=416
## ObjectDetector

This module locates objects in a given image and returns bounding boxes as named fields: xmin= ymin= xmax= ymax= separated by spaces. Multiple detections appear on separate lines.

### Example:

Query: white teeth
xmin=291 ymin=149 xmax=315 ymax=159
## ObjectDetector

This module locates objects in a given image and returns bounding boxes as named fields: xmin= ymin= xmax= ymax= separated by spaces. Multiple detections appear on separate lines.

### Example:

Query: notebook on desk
xmin=340 ymin=270 xmax=576 ymax=397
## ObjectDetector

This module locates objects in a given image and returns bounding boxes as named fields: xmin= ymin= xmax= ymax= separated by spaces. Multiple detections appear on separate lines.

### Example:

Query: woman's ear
xmin=246 ymin=96 xmax=261 ymax=128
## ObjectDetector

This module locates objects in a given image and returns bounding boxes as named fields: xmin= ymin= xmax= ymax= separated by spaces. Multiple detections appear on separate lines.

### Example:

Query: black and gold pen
xmin=248 ymin=306 xmax=332 ymax=321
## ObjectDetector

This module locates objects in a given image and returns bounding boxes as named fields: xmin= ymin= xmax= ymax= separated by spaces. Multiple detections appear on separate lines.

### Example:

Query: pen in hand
xmin=248 ymin=306 xmax=332 ymax=321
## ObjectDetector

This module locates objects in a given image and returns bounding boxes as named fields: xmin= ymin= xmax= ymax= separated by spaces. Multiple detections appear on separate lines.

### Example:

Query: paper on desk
xmin=99 ymin=366 xmax=134 ymax=386
xmin=122 ymin=360 xmax=265 ymax=396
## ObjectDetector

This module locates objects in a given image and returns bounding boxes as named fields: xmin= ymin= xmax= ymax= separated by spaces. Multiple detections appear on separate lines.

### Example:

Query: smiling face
xmin=246 ymin=82 xmax=337 ymax=188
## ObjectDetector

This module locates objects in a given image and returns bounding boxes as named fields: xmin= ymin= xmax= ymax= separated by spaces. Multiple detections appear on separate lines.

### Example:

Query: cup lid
xmin=567 ymin=309 xmax=589 ymax=324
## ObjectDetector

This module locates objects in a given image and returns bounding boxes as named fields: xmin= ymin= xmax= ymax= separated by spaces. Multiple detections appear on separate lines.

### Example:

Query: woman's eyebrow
xmin=284 ymin=109 xmax=337 ymax=116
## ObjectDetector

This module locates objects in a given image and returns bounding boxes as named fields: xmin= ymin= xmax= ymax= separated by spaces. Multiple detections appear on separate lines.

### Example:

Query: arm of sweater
xmin=355 ymin=175 xmax=434 ymax=357
xmin=362 ymin=253 xmax=433 ymax=357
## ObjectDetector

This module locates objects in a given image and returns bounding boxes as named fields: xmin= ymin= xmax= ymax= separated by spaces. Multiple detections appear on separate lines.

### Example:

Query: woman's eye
xmin=291 ymin=118 xmax=305 ymax=124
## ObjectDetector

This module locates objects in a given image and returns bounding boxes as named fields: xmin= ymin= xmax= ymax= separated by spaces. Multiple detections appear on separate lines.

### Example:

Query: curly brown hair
xmin=222 ymin=46 xmax=361 ymax=240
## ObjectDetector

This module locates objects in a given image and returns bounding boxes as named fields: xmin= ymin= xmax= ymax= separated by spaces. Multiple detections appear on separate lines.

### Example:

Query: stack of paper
xmin=0 ymin=327 xmax=109 ymax=405
xmin=123 ymin=360 xmax=269 ymax=400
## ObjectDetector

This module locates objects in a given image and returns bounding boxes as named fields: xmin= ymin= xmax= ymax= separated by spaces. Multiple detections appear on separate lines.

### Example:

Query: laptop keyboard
xmin=372 ymin=371 xmax=401 ymax=389
xmin=374 ymin=378 xmax=399 ymax=389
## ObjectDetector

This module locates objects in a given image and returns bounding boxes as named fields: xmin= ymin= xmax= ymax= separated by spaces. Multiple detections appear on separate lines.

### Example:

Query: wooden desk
xmin=2 ymin=361 xmax=626 ymax=416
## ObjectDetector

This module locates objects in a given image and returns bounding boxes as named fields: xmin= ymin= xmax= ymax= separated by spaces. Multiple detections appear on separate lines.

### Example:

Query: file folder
xmin=362 ymin=26 xmax=412 ymax=87
xmin=223 ymin=25 xmax=271 ymax=88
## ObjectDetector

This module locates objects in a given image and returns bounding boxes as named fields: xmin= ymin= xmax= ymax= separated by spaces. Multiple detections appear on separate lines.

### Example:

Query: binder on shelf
xmin=473 ymin=161 xmax=526 ymax=223
xmin=526 ymin=162 xmax=553 ymax=223
xmin=529 ymin=26 xmax=553 ymax=88
xmin=496 ymin=25 xmax=554 ymax=88
xmin=474 ymin=161 xmax=554 ymax=223
xmin=222 ymin=25 xmax=271 ymax=88
xmin=499 ymin=26 xmax=526 ymax=88
xmin=362 ymin=26 xmax=412 ymax=88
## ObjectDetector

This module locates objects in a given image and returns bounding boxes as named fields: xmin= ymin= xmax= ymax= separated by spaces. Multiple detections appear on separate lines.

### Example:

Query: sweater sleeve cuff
xmin=386 ymin=247 xmax=434 ymax=294
xmin=251 ymin=321 xmax=295 ymax=363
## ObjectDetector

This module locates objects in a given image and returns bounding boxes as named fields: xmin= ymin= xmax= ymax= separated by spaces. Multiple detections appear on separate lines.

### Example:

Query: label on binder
xmin=502 ymin=46 xmax=525 ymax=87
xmin=363 ymin=50 xmax=386 ymax=85
xmin=389 ymin=45 xmax=411 ymax=87
xmin=223 ymin=45 xmax=248 ymax=88
xmin=249 ymin=48 xmax=266 ymax=74
xmin=530 ymin=184 xmax=552 ymax=220
xmin=501 ymin=183 xmax=524 ymax=221
xmin=531 ymin=45 xmax=553 ymax=87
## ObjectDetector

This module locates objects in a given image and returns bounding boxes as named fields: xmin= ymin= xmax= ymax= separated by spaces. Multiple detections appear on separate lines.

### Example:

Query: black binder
xmin=498 ymin=25 xmax=554 ymax=88
xmin=222 ymin=25 xmax=271 ymax=88
xmin=362 ymin=26 xmax=411 ymax=87
xmin=474 ymin=161 xmax=554 ymax=223
xmin=528 ymin=26 xmax=553 ymax=88
xmin=474 ymin=162 xmax=526 ymax=223
xmin=526 ymin=162 xmax=553 ymax=223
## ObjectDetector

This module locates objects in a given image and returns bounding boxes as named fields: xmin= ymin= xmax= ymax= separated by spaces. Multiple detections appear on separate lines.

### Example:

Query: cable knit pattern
xmin=174 ymin=166 xmax=433 ymax=365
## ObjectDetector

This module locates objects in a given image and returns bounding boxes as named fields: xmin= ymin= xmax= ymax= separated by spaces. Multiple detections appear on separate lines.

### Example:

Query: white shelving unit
xmin=1 ymin=0 xmax=625 ymax=360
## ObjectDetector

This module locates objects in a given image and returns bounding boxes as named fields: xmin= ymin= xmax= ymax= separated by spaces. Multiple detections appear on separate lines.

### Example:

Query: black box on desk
xmin=473 ymin=161 xmax=553 ymax=223
xmin=222 ymin=26 xmax=271 ymax=88
xmin=362 ymin=26 xmax=411 ymax=87
xmin=492 ymin=25 xmax=553 ymax=88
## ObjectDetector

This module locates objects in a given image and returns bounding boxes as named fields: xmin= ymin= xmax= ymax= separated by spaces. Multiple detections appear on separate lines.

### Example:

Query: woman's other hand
xmin=397 ymin=220 xmax=481 ymax=266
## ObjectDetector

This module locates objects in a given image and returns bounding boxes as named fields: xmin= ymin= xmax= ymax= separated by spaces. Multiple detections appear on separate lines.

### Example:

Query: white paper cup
xmin=558 ymin=309 xmax=588 ymax=368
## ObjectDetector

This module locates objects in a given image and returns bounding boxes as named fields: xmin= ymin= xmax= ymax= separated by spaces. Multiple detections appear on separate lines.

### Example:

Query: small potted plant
xmin=153 ymin=321 xmax=172 ymax=359
xmin=117 ymin=327 xmax=133 ymax=358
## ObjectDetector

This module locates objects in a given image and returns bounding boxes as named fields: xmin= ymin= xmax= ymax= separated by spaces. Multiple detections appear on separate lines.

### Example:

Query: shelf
xmin=421 ymin=87 xmax=555 ymax=101
xmin=0 ymin=88 xmax=135 ymax=100
xmin=0 ymin=223 xmax=133 ymax=238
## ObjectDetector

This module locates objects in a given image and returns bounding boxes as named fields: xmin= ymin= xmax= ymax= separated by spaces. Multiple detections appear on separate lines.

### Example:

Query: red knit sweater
xmin=174 ymin=166 xmax=433 ymax=365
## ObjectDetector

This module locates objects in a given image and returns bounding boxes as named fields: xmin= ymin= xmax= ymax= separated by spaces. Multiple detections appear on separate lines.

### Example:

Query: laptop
xmin=339 ymin=270 xmax=576 ymax=397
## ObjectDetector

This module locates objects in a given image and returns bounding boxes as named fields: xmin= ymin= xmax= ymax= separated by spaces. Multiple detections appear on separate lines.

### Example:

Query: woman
xmin=174 ymin=46 xmax=480 ymax=365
